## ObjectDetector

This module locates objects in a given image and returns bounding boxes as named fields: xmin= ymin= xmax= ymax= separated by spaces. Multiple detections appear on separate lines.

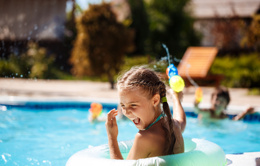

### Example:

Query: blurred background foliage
xmin=0 ymin=42 xmax=59 ymax=79
xmin=144 ymin=0 xmax=201 ymax=59
xmin=69 ymin=3 xmax=134 ymax=88
xmin=210 ymin=53 xmax=260 ymax=89
xmin=241 ymin=14 xmax=260 ymax=52
xmin=127 ymin=0 xmax=149 ymax=55
xmin=0 ymin=0 xmax=259 ymax=92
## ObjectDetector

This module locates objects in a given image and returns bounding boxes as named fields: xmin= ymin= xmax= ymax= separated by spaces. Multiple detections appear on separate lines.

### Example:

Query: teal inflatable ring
xmin=66 ymin=138 xmax=226 ymax=166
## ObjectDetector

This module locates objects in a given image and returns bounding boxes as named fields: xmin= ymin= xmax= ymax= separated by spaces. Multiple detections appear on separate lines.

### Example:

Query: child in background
xmin=105 ymin=66 xmax=186 ymax=160
xmin=89 ymin=103 xmax=127 ymax=122
xmin=88 ymin=103 xmax=107 ymax=122
xmin=194 ymin=86 xmax=255 ymax=120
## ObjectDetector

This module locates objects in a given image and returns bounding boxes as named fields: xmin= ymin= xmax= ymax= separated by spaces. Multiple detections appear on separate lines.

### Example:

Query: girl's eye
xmin=131 ymin=105 xmax=137 ymax=108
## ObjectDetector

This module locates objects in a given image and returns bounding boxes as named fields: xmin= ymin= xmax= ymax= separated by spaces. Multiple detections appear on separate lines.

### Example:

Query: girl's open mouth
xmin=133 ymin=118 xmax=140 ymax=125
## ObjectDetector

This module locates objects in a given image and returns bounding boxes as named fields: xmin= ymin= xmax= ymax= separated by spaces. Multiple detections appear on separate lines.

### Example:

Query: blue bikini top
xmin=144 ymin=113 xmax=165 ymax=130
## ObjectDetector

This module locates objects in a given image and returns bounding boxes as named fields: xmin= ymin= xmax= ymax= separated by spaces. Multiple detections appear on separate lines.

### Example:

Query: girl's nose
xmin=124 ymin=108 xmax=131 ymax=115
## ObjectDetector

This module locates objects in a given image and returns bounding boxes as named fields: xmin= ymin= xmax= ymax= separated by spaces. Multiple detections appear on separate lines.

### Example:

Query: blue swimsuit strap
xmin=144 ymin=113 xmax=165 ymax=130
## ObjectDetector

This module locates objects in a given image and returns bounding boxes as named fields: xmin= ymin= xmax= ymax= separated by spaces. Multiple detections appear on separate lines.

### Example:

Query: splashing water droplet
xmin=0 ymin=106 xmax=7 ymax=111
xmin=34 ymin=24 xmax=38 ymax=30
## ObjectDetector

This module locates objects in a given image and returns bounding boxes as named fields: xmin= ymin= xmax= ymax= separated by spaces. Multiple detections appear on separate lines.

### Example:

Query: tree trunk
xmin=107 ymin=72 xmax=115 ymax=89
xmin=110 ymin=79 xmax=115 ymax=89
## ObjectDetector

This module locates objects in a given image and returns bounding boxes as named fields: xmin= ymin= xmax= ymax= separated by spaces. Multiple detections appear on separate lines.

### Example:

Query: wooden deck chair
xmin=177 ymin=47 xmax=223 ymax=87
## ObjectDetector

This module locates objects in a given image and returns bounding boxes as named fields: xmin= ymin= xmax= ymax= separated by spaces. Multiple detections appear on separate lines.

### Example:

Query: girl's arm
xmin=105 ymin=109 xmax=123 ymax=159
xmin=194 ymin=100 xmax=210 ymax=117
xmin=126 ymin=132 xmax=153 ymax=160
xmin=194 ymin=100 xmax=201 ymax=114
xmin=171 ymin=91 xmax=186 ymax=133
xmin=232 ymin=107 xmax=255 ymax=121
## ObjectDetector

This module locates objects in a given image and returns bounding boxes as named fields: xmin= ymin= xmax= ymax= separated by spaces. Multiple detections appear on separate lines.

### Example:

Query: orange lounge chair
xmin=177 ymin=47 xmax=223 ymax=87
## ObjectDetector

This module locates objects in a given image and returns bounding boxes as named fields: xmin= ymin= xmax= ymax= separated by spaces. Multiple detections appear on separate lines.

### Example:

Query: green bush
xmin=120 ymin=55 xmax=169 ymax=73
xmin=144 ymin=0 xmax=201 ymax=58
xmin=121 ymin=55 xmax=150 ymax=70
xmin=210 ymin=53 xmax=260 ymax=88
xmin=0 ymin=55 xmax=22 ymax=77
xmin=0 ymin=42 xmax=56 ymax=79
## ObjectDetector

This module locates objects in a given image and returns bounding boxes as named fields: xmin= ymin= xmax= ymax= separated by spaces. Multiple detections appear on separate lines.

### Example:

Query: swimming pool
xmin=0 ymin=101 xmax=260 ymax=165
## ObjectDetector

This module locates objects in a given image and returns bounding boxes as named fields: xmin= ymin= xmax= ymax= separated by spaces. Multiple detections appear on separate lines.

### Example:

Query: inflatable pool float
xmin=66 ymin=138 xmax=226 ymax=166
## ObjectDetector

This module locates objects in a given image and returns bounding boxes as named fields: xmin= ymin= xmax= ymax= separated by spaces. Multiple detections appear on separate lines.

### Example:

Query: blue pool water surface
xmin=0 ymin=101 xmax=260 ymax=165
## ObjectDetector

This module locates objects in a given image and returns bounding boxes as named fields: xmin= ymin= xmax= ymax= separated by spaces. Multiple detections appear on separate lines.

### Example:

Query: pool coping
xmin=1 ymin=95 xmax=259 ymax=115
xmin=226 ymin=152 xmax=260 ymax=166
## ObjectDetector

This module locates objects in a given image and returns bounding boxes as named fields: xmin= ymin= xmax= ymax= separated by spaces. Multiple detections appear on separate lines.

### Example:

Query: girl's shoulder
xmin=138 ymin=126 xmax=165 ymax=144
xmin=135 ymin=129 xmax=166 ymax=157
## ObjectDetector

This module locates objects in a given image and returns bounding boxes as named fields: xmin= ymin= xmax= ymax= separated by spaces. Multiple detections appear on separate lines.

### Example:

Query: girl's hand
xmin=245 ymin=107 xmax=255 ymax=114
xmin=106 ymin=109 xmax=119 ymax=140
xmin=170 ymin=89 xmax=183 ymax=102
xmin=233 ymin=107 xmax=255 ymax=121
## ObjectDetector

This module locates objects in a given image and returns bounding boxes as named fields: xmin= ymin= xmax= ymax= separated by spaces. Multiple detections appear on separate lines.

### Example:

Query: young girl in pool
xmin=194 ymin=86 xmax=255 ymax=120
xmin=105 ymin=66 xmax=186 ymax=159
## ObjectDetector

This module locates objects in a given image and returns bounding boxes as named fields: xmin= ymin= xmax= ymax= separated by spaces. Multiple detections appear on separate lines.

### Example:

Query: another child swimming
xmin=194 ymin=86 xmax=255 ymax=120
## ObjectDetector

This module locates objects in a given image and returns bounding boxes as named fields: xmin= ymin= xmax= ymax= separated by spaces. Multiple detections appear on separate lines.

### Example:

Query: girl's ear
xmin=152 ymin=94 xmax=160 ymax=107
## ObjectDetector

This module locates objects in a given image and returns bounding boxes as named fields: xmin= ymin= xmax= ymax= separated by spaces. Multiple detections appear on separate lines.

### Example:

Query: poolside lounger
xmin=177 ymin=47 xmax=224 ymax=87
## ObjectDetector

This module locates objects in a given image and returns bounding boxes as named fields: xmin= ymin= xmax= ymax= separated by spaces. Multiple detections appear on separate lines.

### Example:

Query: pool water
xmin=0 ymin=103 xmax=260 ymax=165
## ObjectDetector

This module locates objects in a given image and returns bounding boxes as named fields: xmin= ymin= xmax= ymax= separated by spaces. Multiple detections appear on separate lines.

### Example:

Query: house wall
xmin=194 ymin=20 xmax=215 ymax=46
xmin=191 ymin=0 xmax=259 ymax=52
xmin=0 ymin=0 xmax=67 ymax=40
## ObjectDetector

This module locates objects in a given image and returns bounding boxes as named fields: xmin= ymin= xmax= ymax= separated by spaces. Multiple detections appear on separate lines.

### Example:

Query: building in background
xmin=191 ymin=0 xmax=260 ymax=53
xmin=0 ymin=0 xmax=67 ymax=59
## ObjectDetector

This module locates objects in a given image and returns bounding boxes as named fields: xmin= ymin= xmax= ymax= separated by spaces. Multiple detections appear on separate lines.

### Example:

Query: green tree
xmin=0 ymin=42 xmax=55 ymax=79
xmin=22 ymin=42 xmax=55 ymax=79
xmin=144 ymin=0 xmax=200 ymax=59
xmin=210 ymin=53 xmax=260 ymax=88
xmin=128 ymin=0 xmax=149 ymax=55
xmin=70 ymin=3 xmax=134 ymax=89
xmin=241 ymin=14 xmax=260 ymax=53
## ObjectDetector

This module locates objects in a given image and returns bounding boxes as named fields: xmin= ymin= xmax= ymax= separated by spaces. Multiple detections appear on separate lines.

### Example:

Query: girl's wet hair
xmin=211 ymin=86 xmax=231 ymax=105
xmin=117 ymin=66 xmax=176 ymax=154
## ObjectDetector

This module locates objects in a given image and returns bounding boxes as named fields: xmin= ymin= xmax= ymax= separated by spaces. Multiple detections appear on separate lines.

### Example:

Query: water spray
xmin=162 ymin=44 xmax=185 ymax=92
xmin=162 ymin=44 xmax=203 ymax=102
xmin=184 ymin=63 xmax=203 ymax=103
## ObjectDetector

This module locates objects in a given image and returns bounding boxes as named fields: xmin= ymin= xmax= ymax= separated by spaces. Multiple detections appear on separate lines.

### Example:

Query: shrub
xmin=0 ymin=42 xmax=55 ymax=79
xmin=241 ymin=14 xmax=260 ymax=52
xmin=70 ymin=3 xmax=134 ymax=89
xmin=0 ymin=55 xmax=22 ymax=77
xmin=21 ymin=42 xmax=55 ymax=78
xmin=210 ymin=53 xmax=260 ymax=88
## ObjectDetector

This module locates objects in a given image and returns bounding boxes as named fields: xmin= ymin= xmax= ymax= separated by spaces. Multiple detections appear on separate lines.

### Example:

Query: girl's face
xmin=211 ymin=95 xmax=228 ymax=111
xmin=119 ymin=87 xmax=160 ymax=130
